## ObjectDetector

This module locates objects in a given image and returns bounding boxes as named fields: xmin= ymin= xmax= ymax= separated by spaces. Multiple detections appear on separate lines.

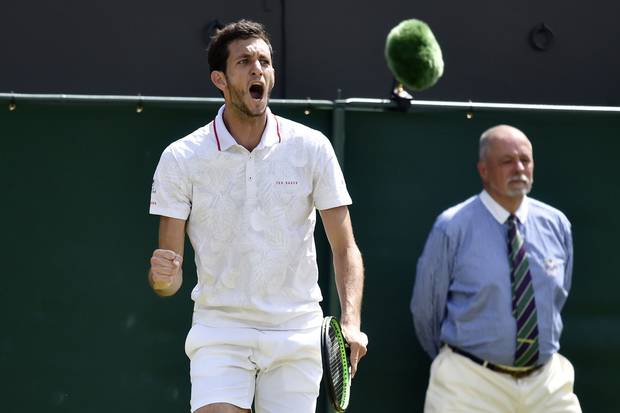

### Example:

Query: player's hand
xmin=149 ymin=249 xmax=183 ymax=295
xmin=340 ymin=324 xmax=369 ymax=378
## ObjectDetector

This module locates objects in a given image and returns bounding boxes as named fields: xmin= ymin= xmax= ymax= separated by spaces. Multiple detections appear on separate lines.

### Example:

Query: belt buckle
xmin=496 ymin=364 xmax=540 ymax=378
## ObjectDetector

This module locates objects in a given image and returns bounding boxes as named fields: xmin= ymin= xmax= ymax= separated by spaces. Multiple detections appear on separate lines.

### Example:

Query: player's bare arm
xmin=148 ymin=216 xmax=186 ymax=297
xmin=320 ymin=205 xmax=368 ymax=377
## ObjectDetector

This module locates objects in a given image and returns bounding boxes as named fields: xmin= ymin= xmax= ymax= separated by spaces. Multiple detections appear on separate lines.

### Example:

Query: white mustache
xmin=508 ymin=175 xmax=531 ymax=184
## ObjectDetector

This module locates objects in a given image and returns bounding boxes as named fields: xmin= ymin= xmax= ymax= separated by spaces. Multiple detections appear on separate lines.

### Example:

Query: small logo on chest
xmin=275 ymin=180 xmax=298 ymax=185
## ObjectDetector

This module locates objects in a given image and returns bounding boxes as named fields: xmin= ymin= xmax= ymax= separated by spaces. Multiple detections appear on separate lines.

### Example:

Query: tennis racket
xmin=321 ymin=316 xmax=351 ymax=412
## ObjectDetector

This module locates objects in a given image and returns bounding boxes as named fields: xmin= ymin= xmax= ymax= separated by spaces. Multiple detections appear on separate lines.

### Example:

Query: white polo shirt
xmin=150 ymin=105 xmax=352 ymax=330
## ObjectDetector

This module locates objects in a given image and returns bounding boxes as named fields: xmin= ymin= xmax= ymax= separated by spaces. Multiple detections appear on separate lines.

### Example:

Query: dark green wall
xmin=1 ymin=97 xmax=618 ymax=412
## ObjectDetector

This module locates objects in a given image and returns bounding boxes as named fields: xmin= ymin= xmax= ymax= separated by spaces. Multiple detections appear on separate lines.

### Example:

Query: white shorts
xmin=184 ymin=324 xmax=322 ymax=413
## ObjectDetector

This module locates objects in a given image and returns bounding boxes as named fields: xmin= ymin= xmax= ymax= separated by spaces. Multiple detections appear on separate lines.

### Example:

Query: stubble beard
xmin=227 ymin=80 xmax=269 ymax=119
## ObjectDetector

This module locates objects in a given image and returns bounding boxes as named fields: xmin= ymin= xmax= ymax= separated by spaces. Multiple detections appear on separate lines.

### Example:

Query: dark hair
xmin=207 ymin=19 xmax=273 ymax=73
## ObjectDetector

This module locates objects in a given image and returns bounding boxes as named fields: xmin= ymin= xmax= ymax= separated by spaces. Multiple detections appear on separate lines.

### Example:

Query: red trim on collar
xmin=274 ymin=115 xmax=281 ymax=143
xmin=212 ymin=120 xmax=222 ymax=151
xmin=213 ymin=113 xmax=280 ymax=150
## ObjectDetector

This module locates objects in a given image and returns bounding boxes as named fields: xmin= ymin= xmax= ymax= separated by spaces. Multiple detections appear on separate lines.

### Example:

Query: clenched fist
xmin=149 ymin=249 xmax=183 ymax=296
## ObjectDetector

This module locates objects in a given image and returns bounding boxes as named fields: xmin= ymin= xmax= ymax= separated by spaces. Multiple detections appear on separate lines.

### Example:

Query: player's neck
xmin=222 ymin=106 xmax=267 ymax=152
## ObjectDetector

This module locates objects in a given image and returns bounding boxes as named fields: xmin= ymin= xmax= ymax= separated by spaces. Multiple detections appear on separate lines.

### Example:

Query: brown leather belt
xmin=449 ymin=346 xmax=543 ymax=379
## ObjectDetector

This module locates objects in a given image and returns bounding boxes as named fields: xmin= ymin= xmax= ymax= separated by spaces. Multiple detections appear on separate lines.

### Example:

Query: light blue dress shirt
xmin=411 ymin=191 xmax=573 ymax=366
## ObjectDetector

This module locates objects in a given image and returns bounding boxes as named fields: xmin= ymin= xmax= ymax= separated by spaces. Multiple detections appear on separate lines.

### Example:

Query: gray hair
xmin=478 ymin=128 xmax=493 ymax=161
xmin=478 ymin=124 xmax=529 ymax=161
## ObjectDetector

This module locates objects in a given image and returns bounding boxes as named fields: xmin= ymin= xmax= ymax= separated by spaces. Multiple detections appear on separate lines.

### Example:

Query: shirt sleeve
xmin=410 ymin=223 xmax=453 ymax=359
xmin=312 ymin=136 xmax=352 ymax=210
xmin=562 ymin=221 xmax=574 ymax=294
xmin=149 ymin=146 xmax=192 ymax=220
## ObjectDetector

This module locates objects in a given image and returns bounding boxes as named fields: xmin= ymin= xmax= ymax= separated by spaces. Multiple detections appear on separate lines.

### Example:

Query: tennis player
xmin=148 ymin=19 xmax=367 ymax=413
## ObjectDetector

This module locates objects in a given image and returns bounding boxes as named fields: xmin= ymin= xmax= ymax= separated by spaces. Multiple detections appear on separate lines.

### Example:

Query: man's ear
xmin=477 ymin=160 xmax=487 ymax=181
xmin=211 ymin=71 xmax=227 ymax=93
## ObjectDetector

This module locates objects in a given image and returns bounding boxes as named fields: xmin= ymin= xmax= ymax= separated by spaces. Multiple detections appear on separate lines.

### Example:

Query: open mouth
xmin=249 ymin=84 xmax=264 ymax=100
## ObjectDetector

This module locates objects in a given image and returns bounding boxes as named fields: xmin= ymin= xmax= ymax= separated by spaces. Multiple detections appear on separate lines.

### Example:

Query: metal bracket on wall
xmin=136 ymin=95 xmax=144 ymax=113
xmin=8 ymin=93 xmax=16 ymax=111
xmin=530 ymin=23 xmax=554 ymax=51
xmin=303 ymin=97 xmax=312 ymax=116
xmin=466 ymin=100 xmax=474 ymax=119
xmin=390 ymin=79 xmax=413 ymax=112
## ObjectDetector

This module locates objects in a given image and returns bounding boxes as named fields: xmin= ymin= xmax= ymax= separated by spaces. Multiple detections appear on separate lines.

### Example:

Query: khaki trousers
xmin=424 ymin=346 xmax=582 ymax=413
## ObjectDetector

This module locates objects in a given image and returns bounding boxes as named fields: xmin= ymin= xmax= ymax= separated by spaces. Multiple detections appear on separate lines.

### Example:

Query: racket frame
xmin=321 ymin=316 xmax=351 ymax=412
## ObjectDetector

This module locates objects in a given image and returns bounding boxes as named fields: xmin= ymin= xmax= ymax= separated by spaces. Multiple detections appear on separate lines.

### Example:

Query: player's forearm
xmin=333 ymin=245 xmax=364 ymax=328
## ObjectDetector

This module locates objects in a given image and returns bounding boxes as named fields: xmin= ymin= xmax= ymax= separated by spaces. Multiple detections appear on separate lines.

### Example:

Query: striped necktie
xmin=507 ymin=214 xmax=540 ymax=367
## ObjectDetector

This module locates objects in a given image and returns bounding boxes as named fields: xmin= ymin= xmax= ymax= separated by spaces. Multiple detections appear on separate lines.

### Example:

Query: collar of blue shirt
xmin=479 ymin=190 xmax=529 ymax=224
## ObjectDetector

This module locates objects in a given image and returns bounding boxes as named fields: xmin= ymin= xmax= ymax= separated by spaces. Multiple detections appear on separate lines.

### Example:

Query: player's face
xmin=220 ymin=37 xmax=275 ymax=118
xmin=479 ymin=131 xmax=534 ymax=200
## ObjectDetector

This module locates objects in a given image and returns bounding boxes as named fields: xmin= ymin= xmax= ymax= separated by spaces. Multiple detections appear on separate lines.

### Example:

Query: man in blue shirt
xmin=411 ymin=125 xmax=581 ymax=412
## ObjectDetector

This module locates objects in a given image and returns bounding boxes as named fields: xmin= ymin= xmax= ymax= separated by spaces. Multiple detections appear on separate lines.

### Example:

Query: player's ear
xmin=211 ymin=71 xmax=227 ymax=92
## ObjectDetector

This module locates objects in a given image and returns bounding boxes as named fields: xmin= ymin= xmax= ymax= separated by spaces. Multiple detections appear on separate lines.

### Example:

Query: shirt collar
xmin=479 ymin=190 xmax=529 ymax=224
xmin=213 ymin=105 xmax=280 ymax=152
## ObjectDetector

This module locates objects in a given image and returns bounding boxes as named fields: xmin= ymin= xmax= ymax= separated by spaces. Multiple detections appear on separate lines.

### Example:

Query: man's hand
xmin=149 ymin=249 xmax=183 ymax=296
xmin=341 ymin=323 xmax=369 ymax=378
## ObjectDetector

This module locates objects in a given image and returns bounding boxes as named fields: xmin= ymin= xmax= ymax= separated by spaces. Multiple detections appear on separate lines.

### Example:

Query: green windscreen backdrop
xmin=0 ymin=95 xmax=618 ymax=412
